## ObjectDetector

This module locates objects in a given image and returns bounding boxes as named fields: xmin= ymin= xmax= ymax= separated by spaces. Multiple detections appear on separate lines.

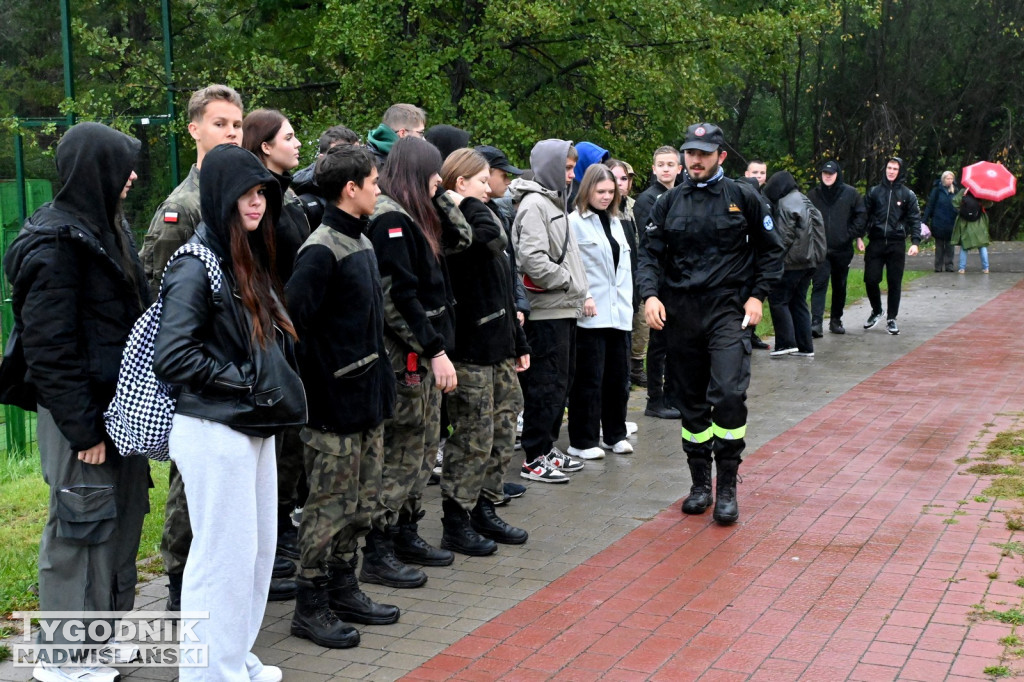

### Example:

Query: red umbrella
xmin=961 ymin=161 xmax=1017 ymax=202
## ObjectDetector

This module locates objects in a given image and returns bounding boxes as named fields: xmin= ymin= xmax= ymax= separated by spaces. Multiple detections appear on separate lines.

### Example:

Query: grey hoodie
xmin=510 ymin=140 xmax=589 ymax=320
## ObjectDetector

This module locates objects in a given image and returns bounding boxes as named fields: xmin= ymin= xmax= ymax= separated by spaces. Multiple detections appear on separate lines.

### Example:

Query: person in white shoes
xmin=566 ymin=165 xmax=635 ymax=460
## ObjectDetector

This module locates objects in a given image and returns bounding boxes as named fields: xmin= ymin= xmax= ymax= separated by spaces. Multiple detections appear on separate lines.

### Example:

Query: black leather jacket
xmin=153 ymin=224 xmax=306 ymax=437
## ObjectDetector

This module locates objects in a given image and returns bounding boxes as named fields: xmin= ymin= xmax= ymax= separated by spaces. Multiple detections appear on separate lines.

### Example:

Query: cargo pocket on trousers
xmin=56 ymin=484 xmax=117 ymax=545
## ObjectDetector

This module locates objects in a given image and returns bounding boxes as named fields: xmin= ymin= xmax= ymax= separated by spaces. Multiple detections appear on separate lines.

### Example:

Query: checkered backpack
xmin=104 ymin=243 xmax=223 ymax=461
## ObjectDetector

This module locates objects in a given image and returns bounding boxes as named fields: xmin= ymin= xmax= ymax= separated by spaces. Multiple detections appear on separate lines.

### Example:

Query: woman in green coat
xmin=951 ymin=189 xmax=991 ymax=273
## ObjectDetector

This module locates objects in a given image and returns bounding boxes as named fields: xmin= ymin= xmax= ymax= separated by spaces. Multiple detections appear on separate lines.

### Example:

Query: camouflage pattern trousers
xmin=297 ymin=425 xmax=384 ymax=578
xmin=442 ymin=359 xmax=523 ymax=511
xmin=373 ymin=366 xmax=440 ymax=529
xmin=159 ymin=463 xmax=190 ymax=576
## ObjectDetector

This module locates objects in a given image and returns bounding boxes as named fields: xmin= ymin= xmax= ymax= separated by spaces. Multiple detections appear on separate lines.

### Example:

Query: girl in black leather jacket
xmin=153 ymin=143 xmax=305 ymax=682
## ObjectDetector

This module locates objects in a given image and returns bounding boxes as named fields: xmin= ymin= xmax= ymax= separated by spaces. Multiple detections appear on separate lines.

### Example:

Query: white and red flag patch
xmin=163 ymin=211 xmax=179 ymax=223
xmin=388 ymin=227 xmax=403 ymax=239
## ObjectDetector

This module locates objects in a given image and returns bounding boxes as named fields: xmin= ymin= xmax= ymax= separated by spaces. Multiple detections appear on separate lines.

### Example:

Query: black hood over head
xmin=424 ymin=125 xmax=470 ymax=160
xmin=763 ymin=170 xmax=798 ymax=205
xmin=882 ymin=156 xmax=906 ymax=188
xmin=818 ymin=160 xmax=845 ymax=204
xmin=737 ymin=176 xmax=761 ymax=193
xmin=199 ymin=144 xmax=282 ymax=255
xmin=52 ymin=122 xmax=140 ymax=237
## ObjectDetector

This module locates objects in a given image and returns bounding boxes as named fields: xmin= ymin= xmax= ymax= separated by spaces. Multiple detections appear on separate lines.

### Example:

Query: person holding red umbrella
xmin=951 ymin=189 xmax=991 ymax=273
xmin=953 ymin=160 xmax=1018 ymax=273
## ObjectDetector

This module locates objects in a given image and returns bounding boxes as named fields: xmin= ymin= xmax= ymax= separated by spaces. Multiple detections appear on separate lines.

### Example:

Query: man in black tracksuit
xmin=861 ymin=157 xmax=921 ymax=335
xmin=807 ymin=160 xmax=866 ymax=336
xmin=638 ymin=123 xmax=784 ymax=525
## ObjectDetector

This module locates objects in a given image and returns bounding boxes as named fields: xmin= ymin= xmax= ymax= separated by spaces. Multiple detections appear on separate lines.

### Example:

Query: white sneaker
xmin=600 ymin=439 xmax=634 ymax=454
xmin=247 ymin=652 xmax=283 ymax=682
xmin=625 ymin=421 xmax=638 ymax=435
xmin=433 ymin=438 xmax=445 ymax=476
xmin=516 ymin=411 xmax=523 ymax=435
xmin=567 ymin=445 xmax=605 ymax=460
xmin=250 ymin=665 xmax=283 ymax=682
xmin=102 ymin=639 xmax=139 ymax=665
xmin=33 ymin=663 xmax=120 ymax=682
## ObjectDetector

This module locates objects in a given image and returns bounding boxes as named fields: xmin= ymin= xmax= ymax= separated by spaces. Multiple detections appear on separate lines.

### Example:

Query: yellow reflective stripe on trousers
xmin=681 ymin=426 xmax=713 ymax=443
xmin=712 ymin=423 xmax=747 ymax=440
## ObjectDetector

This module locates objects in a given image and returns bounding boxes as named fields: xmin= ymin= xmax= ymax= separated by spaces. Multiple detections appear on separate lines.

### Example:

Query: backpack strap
xmin=161 ymin=243 xmax=224 ymax=300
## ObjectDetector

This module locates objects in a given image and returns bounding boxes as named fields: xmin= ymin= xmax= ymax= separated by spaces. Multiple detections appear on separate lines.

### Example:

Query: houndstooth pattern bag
xmin=105 ymin=243 xmax=223 ymax=461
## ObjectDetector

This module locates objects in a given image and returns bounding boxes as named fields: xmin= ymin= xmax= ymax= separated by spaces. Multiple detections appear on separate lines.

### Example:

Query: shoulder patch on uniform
xmin=729 ymin=203 xmax=741 ymax=213
xmin=163 ymin=211 xmax=179 ymax=223
xmin=763 ymin=215 xmax=775 ymax=231
xmin=388 ymin=227 xmax=403 ymax=239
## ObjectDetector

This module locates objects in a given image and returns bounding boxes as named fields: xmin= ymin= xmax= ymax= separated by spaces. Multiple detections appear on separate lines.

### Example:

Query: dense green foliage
xmin=1 ymin=0 xmax=1023 ymax=236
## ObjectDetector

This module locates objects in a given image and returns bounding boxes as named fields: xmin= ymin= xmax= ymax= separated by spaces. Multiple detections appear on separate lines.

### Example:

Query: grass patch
xmin=753 ymin=267 xmax=929 ymax=337
xmin=982 ymin=608 xmax=1024 ymax=626
xmin=0 ymin=451 xmax=169 ymax=617
xmin=984 ymin=664 xmax=1013 ymax=677
xmin=0 ymin=644 xmax=10 ymax=663
xmin=994 ymin=542 xmax=1024 ymax=558
xmin=1000 ymin=635 xmax=1022 ymax=647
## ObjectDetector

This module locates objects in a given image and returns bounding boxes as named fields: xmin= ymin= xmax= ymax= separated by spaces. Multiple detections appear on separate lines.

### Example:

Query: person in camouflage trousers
xmin=366 ymin=137 xmax=474 ymax=586
xmin=144 ymin=84 xmax=296 ymax=608
xmin=284 ymin=145 xmax=400 ymax=649
xmin=438 ymin=149 xmax=531 ymax=554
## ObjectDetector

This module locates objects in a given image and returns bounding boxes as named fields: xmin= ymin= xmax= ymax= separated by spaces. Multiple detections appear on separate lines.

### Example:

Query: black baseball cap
xmin=475 ymin=145 xmax=523 ymax=175
xmin=680 ymin=123 xmax=725 ymax=153
xmin=820 ymin=160 xmax=840 ymax=174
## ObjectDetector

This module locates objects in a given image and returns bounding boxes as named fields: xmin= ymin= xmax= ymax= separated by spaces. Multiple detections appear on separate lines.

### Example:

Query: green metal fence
xmin=0 ymin=178 xmax=52 ymax=456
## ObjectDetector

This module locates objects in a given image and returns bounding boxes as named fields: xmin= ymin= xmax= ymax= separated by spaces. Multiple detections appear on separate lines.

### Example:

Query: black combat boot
xmin=277 ymin=503 xmax=300 ymax=560
xmin=291 ymin=576 xmax=360 ymax=649
xmin=681 ymin=458 xmax=713 ymax=515
xmin=273 ymin=555 xmax=296 ymax=579
xmin=644 ymin=398 xmax=681 ymax=420
xmin=392 ymin=510 xmax=454 ymax=566
xmin=325 ymin=558 xmax=400 ymax=625
xmin=441 ymin=498 xmax=497 ymax=556
xmin=712 ymin=459 xmax=740 ymax=525
xmin=359 ymin=528 xmax=427 ymax=588
xmin=470 ymin=498 xmax=528 ymax=544
xmin=166 ymin=572 xmax=182 ymax=613
xmin=268 ymin=577 xmax=297 ymax=601
xmin=629 ymin=358 xmax=648 ymax=388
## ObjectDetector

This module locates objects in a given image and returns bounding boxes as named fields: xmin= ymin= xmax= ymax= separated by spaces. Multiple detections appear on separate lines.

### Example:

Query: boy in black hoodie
xmin=862 ymin=157 xmax=921 ymax=335
xmin=285 ymin=146 xmax=401 ymax=648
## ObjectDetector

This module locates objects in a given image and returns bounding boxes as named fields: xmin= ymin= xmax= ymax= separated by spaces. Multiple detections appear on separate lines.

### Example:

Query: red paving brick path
xmin=404 ymin=282 xmax=1024 ymax=681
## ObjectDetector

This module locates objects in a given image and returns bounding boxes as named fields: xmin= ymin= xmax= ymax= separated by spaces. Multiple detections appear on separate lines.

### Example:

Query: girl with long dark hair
xmin=242 ymin=108 xmax=313 ymax=583
xmin=153 ymin=144 xmax=306 ymax=682
xmin=361 ymin=136 xmax=463 ymax=587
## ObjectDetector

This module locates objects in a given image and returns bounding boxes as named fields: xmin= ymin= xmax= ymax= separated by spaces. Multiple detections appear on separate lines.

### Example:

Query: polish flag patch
xmin=163 ymin=211 xmax=179 ymax=223
xmin=388 ymin=227 xmax=403 ymax=239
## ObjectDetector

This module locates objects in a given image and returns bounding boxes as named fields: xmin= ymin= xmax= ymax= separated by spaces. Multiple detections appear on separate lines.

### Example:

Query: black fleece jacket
xmin=864 ymin=158 xmax=922 ymax=244
xmin=286 ymin=205 xmax=396 ymax=434
xmin=368 ymin=197 xmax=456 ymax=368
xmin=807 ymin=168 xmax=866 ymax=254
xmin=446 ymin=197 xmax=530 ymax=365
xmin=3 ymin=122 xmax=148 ymax=450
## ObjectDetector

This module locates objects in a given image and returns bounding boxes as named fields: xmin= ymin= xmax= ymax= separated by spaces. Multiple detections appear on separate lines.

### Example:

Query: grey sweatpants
xmin=170 ymin=414 xmax=276 ymax=682
xmin=36 ymin=405 xmax=149 ymax=645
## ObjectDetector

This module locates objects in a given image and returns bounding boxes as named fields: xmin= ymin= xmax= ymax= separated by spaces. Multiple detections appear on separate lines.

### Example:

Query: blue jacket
xmin=923 ymin=179 xmax=958 ymax=240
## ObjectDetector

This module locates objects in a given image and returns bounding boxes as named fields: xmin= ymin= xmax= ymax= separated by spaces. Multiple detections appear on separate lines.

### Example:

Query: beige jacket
xmin=510 ymin=139 xmax=588 ymax=320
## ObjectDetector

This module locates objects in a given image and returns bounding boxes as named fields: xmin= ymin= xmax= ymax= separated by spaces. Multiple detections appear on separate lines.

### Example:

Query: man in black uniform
xmin=637 ymin=123 xmax=784 ymax=525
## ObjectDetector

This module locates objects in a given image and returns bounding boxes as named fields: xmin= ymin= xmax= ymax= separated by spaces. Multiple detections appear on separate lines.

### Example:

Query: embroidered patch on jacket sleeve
xmin=163 ymin=211 xmax=179 ymax=223
xmin=388 ymin=227 xmax=403 ymax=239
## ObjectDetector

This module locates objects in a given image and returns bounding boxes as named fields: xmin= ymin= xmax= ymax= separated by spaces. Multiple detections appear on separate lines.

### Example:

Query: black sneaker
xmin=886 ymin=319 xmax=899 ymax=335
xmin=864 ymin=310 xmax=883 ymax=329
xmin=811 ymin=323 xmax=823 ymax=338
xmin=829 ymin=320 xmax=846 ymax=335
xmin=751 ymin=334 xmax=770 ymax=350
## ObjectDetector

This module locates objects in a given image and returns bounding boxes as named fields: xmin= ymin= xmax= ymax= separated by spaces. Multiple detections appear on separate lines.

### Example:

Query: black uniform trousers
xmin=663 ymin=289 xmax=751 ymax=464
xmin=864 ymin=238 xmax=906 ymax=319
